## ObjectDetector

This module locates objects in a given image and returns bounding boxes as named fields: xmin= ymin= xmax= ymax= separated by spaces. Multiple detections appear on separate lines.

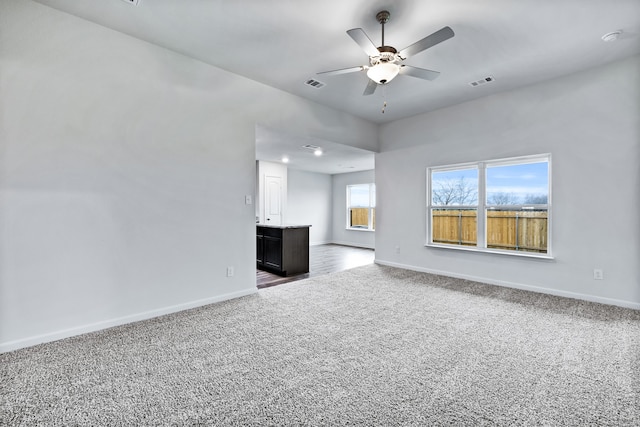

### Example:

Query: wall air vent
xmin=120 ymin=0 xmax=140 ymax=5
xmin=469 ymin=76 xmax=495 ymax=87
xmin=305 ymin=79 xmax=326 ymax=89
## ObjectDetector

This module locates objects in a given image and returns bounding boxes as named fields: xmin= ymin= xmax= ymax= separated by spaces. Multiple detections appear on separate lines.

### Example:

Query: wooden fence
xmin=432 ymin=209 xmax=548 ymax=253
xmin=350 ymin=208 xmax=375 ymax=229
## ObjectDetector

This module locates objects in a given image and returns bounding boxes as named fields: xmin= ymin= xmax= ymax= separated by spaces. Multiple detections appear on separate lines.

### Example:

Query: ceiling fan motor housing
xmin=371 ymin=50 xmax=398 ymax=64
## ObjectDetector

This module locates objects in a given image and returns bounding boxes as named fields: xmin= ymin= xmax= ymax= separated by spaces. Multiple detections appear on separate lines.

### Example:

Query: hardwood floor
xmin=256 ymin=244 xmax=375 ymax=289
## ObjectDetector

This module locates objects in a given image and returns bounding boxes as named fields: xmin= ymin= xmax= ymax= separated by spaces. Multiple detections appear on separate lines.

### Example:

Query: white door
xmin=265 ymin=175 xmax=282 ymax=225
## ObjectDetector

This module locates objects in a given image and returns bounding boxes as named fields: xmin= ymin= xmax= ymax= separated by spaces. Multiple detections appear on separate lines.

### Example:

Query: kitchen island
xmin=256 ymin=224 xmax=310 ymax=276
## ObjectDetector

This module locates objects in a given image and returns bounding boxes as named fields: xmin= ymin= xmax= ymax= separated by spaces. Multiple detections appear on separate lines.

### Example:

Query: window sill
xmin=425 ymin=243 xmax=554 ymax=260
xmin=346 ymin=227 xmax=375 ymax=232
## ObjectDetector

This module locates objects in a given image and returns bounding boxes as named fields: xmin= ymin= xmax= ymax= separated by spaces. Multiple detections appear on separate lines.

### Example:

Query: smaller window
xmin=347 ymin=184 xmax=375 ymax=231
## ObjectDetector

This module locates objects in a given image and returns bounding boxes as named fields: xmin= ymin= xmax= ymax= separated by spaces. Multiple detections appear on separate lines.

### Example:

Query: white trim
xmin=428 ymin=161 xmax=479 ymax=173
xmin=310 ymin=240 xmax=333 ymax=246
xmin=375 ymin=260 xmax=640 ymax=310
xmin=425 ymin=242 xmax=555 ymax=260
xmin=478 ymin=162 xmax=487 ymax=248
xmin=0 ymin=288 xmax=257 ymax=354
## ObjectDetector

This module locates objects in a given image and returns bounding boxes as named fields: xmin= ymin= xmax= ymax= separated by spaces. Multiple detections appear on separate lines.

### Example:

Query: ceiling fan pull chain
xmin=381 ymin=85 xmax=388 ymax=113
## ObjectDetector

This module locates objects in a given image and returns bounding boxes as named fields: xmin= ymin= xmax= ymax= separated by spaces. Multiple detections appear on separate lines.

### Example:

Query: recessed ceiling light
xmin=282 ymin=156 xmax=289 ymax=163
xmin=301 ymin=144 xmax=323 ymax=156
xmin=602 ymin=30 xmax=622 ymax=42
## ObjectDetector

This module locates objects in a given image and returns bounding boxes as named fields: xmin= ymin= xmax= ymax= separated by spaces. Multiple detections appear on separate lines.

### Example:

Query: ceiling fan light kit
xmin=367 ymin=62 xmax=400 ymax=84
xmin=317 ymin=9 xmax=455 ymax=99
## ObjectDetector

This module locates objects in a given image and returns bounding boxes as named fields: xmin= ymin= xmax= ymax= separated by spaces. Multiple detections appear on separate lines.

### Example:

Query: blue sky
xmin=349 ymin=184 xmax=376 ymax=207
xmin=433 ymin=168 xmax=478 ymax=183
xmin=431 ymin=167 xmax=479 ymax=205
xmin=431 ymin=161 xmax=548 ymax=204
xmin=486 ymin=162 xmax=548 ymax=199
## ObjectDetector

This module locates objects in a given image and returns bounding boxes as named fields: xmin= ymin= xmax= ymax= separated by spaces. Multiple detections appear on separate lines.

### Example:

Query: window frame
xmin=346 ymin=183 xmax=376 ymax=231
xmin=426 ymin=154 xmax=552 ymax=259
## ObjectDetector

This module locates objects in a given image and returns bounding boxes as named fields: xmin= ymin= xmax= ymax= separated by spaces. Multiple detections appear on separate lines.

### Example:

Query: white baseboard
xmin=375 ymin=260 xmax=640 ymax=310
xmin=0 ymin=288 xmax=257 ymax=354
xmin=310 ymin=240 xmax=332 ymax=246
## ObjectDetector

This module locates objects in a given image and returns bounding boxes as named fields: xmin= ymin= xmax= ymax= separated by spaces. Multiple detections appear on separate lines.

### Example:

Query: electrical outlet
xmin=395 ymin=246 xmax=401 ymax=254
xmin=593 ymin=269 xmax=603 ymax=280
xmin=226 ymin=266 xmax=234 ymax=277
xmin=245 ymin=195 xmax=252 ymax=205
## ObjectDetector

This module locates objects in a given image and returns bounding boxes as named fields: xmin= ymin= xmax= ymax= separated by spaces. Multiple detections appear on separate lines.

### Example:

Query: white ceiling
xmin=256 ymin=125 xmax=374 ymax=175
xmin=32 ymin=0 xmax=640 ymax=173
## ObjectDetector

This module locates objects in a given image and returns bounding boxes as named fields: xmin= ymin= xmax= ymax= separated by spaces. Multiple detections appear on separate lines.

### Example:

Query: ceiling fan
xmin=318 ymin=10 xmax=454 ymax=96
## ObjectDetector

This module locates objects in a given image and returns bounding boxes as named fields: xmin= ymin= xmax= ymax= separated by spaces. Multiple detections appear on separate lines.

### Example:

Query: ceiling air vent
xmin=469 ymin=76 xmax=495 ymax=87
xmin=305 ymin=79 xmax=326 ymax=89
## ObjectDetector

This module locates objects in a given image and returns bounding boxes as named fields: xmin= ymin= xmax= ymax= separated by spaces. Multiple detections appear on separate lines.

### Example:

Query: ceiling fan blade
xmin=363 ymin=79 xmax=378 ymax=96
xmin=347 ymin=28 xmax=380 ymax=57
xmin=399 ymin=65 xmax=441 ymax=81
xmin=317 ymin=66 xmax=365 ymax=76
xmin=398 ymin=26 xmax=454 ymax=59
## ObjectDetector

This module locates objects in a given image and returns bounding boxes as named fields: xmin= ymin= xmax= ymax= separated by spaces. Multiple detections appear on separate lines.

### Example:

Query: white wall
xmin=0 ymin=0 xmax=378 ymax=352
xmin=287 ymin=170 xmax=332 ymax=245
xmin=376 ymin=56 xmax=640 ymax=308
xmin=332 ymin=170 xmax=376 ymax=249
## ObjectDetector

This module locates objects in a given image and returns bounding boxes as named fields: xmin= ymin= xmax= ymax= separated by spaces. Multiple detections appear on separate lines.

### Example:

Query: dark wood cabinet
xmin=257 ymin=225 xmax=310 ymax=276
xmin=256 ymin=234 xmax=264 ymax=265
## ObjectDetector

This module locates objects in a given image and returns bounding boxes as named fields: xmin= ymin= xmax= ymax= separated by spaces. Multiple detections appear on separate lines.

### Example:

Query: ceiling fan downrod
xmin=376 ymin=10 xmax=390 ymax=47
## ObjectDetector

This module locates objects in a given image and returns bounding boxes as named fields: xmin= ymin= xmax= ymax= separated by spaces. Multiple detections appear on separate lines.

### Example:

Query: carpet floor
xmin=2 ymin=264 xmax=639 ymax=426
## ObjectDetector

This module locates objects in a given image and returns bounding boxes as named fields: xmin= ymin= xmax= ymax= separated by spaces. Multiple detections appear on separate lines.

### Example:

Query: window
xmin=347 ymin=183 xmax=375 ymax=231
xmin=430 ymin=167 xmax=479 ymax=247
xmin=427 ymin=154 xmax=550 ymax=257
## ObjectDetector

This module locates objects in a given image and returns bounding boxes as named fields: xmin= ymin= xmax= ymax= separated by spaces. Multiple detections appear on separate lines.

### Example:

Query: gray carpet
xmin=2 ymin=264 xmax=639 ymax=426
